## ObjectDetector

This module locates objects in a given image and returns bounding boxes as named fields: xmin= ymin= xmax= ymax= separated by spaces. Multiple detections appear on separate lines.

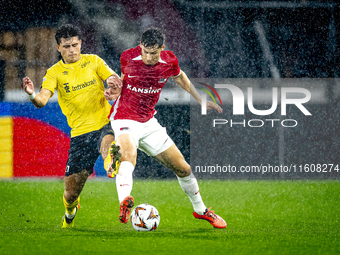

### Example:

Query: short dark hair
xmin=140 ymin=28 xmax=165 ymax=48
xmin=55 ymin=24 xmax=81 ymax=45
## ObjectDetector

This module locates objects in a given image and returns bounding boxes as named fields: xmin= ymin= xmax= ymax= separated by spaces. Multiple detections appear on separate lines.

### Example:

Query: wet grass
xmin=0 ymin=179 xmax=339 ymax=255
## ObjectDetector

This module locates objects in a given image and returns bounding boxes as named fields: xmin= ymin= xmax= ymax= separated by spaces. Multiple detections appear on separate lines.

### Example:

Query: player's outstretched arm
xmin=22 ymin=76 xmax=52 ymax=108
xmin=171 ymin=71 xmax=222 ymax=113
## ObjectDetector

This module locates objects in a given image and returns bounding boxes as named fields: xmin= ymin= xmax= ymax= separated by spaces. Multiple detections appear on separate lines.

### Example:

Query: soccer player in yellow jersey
xmin=22 ymin=24 xmax=122 ymax=228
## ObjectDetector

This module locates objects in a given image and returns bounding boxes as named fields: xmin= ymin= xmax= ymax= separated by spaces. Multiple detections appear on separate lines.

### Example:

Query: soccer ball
xmin=130 ymin=204 xmax=160 ymax=231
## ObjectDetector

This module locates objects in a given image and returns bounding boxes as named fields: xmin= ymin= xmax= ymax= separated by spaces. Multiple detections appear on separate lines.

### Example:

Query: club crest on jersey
xmin=62 ymin=71 xmax=68 ymax=75
xmin=158 ymin=78 xmax=166 ymax=83
xmin=81 ymin=61 xmax=90 ymax=68
xmin=127 ymin=84 xmax=161 ymax=94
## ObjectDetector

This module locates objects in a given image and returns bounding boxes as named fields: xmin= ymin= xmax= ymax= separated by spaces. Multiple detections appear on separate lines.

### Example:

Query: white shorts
xmin=110 ymin=117 xmax=174 ymax=157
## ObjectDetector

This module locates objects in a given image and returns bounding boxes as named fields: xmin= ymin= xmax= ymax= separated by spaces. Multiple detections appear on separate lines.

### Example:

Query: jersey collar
xmin=132 ymin=55 xmax=167 ymax=64
xmin=61 ymin=55 xmax=83 ymax=68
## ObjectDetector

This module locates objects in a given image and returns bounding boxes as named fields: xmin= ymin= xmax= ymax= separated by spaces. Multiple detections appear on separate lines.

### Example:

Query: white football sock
xmin=177 ymin=173 xmax=206 ymax=215
xmin=116 ymin=161 xmax=134 ymax=203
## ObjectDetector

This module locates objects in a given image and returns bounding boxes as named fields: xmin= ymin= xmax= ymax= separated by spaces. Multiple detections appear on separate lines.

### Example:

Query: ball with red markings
xmin=130 ymin=204 xmax=160 ymax=231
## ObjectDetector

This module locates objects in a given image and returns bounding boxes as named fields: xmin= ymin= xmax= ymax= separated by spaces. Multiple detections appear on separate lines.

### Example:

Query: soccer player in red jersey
xmin=105 ymin=28 xmax=226 ymax=228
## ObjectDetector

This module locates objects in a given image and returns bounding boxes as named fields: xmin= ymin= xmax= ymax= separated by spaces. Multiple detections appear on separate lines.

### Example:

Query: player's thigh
xmin=138 ymin=117 xmax=173 ymax=157
xmin=100 ymin=134 xmax=115 ymax=159
xmin=154 ymin=144 xmax=191 ymax=177
xmin=97 ymin=123 xmax=115 ymax=159
xmin=116 ymin=133 xmax=138 ymax=165
xmin=111 ymin=120 xmax=140 ymax=164
xmin=66 ymin=129 xmax=102 ymax=177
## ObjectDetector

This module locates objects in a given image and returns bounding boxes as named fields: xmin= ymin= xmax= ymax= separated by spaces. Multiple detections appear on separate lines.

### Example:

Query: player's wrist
xmin=28 ymin=92 xmax=36 ymax=100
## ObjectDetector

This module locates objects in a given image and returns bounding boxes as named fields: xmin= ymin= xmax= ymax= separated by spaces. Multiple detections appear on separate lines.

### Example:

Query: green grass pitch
xmin=0 ymin=179 xmax=340 ymax=255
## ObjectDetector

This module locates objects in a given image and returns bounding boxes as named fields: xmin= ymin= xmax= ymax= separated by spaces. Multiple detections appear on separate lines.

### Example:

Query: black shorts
xmin=65 ymin=123 xmax=114 ymax=177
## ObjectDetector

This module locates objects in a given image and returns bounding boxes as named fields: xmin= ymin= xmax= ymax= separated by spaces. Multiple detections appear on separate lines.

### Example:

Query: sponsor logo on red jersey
xmin=127 ymin=84 xmax=162 ymax=94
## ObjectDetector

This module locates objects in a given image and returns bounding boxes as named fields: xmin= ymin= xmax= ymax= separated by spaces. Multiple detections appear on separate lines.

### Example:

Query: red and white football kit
xmin=109 ymin=47 xmax=227 ymax=228
xmin=109 ymin=45 xmax=181 ymax=156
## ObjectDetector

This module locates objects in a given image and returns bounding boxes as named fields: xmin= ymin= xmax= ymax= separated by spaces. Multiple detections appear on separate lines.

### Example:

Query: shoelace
xmin=205 ymin=207 xmax=217 ymax=220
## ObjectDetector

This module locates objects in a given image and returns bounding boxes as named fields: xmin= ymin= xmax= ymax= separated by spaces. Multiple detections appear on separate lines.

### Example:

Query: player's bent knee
xmin=120 ymin=150 xmax=137 ymax=166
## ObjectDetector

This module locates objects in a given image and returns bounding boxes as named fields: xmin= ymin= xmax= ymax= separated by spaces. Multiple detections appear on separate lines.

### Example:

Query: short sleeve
xmin=120 ymin=50 xmax=128 ymax=75
xmin=41 ymin=68 xmax=57 ymax=95
xmin=170 ymin=53 xmax=181 ymax=77
xmin=95 ymin=55 xmax=115 ymax=80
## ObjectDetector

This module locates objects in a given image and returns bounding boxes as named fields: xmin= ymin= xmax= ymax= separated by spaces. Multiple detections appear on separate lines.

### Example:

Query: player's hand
xmin=22 ymin=76 xmax=34 ymax=95
xmin=104 ymin=87 xmax=122 ymax=101
xmin=106 ymin=74 xmax=122 ymax=88
xmin=206 ymin=100 xmax=223 ymax=113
